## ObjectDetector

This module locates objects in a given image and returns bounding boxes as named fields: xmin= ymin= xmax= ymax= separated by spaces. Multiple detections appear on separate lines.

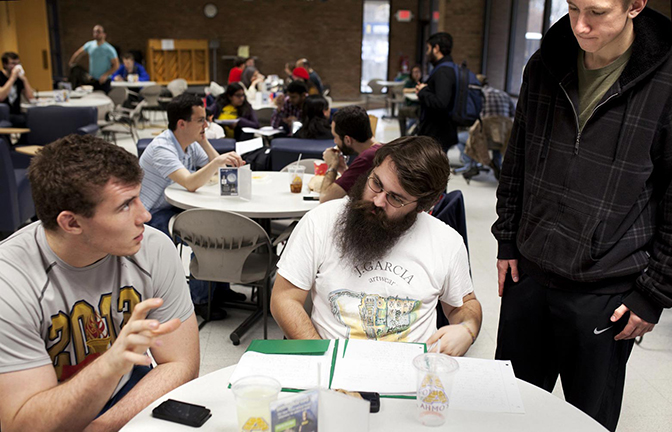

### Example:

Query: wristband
xmin=326 ymin=167 xmax=338 ymax=176
xmin=461 ymin=322 xmax=476 ymax=345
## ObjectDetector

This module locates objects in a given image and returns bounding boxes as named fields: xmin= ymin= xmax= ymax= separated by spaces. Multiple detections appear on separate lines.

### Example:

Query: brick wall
xmin=57 ymin=0 xmax=364 ymax=100
xmin=388 ymin=0 xmax=420 ymax=80
xmin=439 ymin=0 xmax=486 ymax=74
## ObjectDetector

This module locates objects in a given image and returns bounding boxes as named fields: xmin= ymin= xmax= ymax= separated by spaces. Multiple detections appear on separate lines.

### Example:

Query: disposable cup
xmin=231 ymin=375 xmax=281 ymax=432
xmin=412 ymin=353 xmax=459 ymax=427
xmin=288 ymin=165 xmax=305 ymax=193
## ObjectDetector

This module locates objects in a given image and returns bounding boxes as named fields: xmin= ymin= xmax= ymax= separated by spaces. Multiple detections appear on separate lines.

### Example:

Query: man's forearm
xmin=6 ymin=357 xmax=123 ymax=432
xmin=201 ymin=139 xmax=220 ymax=162
xmin=87 ymin=361 xmax=198 ymax=431
xmin=446 ymin=297 xmax=482 ymax=338
xmin=272 ymin=299 xmax=321 ymax=339
xmin=319 ymin=170 xmax=339 ymax=202
xmin=22 ymin=78 xmax=34 ymax=100
xmin=182 ymin=162 xmax=220 ymax=192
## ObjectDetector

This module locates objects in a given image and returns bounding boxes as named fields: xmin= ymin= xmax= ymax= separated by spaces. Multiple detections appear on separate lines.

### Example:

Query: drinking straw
xmin=295 ymin=153 xmax=303 ymax=168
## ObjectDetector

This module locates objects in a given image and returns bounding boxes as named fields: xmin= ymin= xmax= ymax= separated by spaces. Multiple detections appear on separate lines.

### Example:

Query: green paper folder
xmin=247 ymin=339 xmax=330 ymax=355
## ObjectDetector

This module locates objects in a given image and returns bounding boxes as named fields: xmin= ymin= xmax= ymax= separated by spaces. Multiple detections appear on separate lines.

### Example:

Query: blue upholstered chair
xmin=24 ymin=106 xmax=98 ymax=145
xmin=12 ymin=106 xmax=99 ymax=169
xmin=0 ymin=105 xmax=11 ymax=128
xmin=429 ymin=190 xmax=470 ymax=328
xmin=136 ymin=137 xmax=236 ymax=158
xmin=0 ymin=136 xmax=34 ymax=235
xmin=270 ymin=138 xmax=334 ymax=171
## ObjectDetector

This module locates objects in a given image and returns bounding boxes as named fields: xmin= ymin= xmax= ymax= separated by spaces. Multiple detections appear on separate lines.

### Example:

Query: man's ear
xmin=628 ymin=0 xmax=647 ymax=18
xmin=344 ymin=136 xmax=352 ymax=147
xmin=56 ymin=211 xmax=84 ymax=235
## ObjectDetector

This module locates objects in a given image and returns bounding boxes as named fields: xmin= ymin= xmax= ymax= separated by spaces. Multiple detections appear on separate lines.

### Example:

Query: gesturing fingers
xmin=128 ymin=298 xmax=164 ymax=324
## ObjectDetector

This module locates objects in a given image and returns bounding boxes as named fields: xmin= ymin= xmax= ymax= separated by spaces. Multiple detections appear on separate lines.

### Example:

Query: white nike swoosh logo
xmin=593 ymin=326 xmax=613 ymax=335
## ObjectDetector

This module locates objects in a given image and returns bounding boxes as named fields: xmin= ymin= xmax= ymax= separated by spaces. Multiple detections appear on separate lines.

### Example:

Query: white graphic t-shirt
xmin=277 ymin=199 xmax=473 ymax=343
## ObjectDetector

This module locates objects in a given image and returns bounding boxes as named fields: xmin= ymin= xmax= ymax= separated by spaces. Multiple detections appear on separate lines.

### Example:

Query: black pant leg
xmin=548 ymin=289 xmax=635 ymax=432
xmin=495 ymin=270 xmax=558 ymax=392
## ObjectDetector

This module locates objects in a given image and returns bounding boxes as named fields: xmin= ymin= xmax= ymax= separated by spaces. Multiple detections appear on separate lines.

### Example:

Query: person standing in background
xmin=69 ymin=25 xmax=119 ymax=93
xmin=416 ymin=32 xmax=458 ymax=153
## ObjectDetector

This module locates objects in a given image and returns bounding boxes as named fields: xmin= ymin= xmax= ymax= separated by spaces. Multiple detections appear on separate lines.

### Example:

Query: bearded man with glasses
xmin=271 ymin=136 xmax=482 ymax=357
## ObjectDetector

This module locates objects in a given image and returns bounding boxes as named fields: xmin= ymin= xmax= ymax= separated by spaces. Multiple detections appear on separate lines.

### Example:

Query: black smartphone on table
xmin=152 ymin=399 xmax=212 ymax=427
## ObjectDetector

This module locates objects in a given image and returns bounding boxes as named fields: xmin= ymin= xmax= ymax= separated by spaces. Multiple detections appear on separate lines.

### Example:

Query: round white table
xmin=164 ymin=171 xmax=318 ymax=219
xmin=121 ymin=365 xmax=607 ymax=432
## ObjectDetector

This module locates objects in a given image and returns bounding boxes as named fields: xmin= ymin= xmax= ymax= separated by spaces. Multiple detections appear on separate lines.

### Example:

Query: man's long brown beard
xmin=335 ymin=175 xmax=418 ymax=268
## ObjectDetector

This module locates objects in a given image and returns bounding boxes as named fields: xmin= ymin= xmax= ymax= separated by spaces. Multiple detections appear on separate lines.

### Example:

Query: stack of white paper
xmin=330 ymin=339 xmax=424 ymax=395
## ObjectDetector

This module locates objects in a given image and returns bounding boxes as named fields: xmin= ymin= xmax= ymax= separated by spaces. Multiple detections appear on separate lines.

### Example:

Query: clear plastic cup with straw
xmin=288 ymin=154 xmax=304 ymax=193
xmin=412 ymin=346 xmax=459 ymax=427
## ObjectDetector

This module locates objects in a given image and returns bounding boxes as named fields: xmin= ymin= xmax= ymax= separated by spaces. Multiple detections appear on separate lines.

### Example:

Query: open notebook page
xmin=229 ymin=340 xmax=335 ymax=390
xmin=330 ymin=339 xmax=424 ymax=395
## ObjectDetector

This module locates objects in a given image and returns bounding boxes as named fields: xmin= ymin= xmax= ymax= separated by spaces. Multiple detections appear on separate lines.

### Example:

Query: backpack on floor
xmin=431 ymin=60 xmax=483 ymax=127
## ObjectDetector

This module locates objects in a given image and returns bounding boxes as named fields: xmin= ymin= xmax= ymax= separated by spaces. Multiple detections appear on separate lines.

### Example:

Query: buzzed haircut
xmin=27 ymin=134 xmax=143 ymax=231
xmin=332 ymin=105 xmax=373 ymax=143
xmin=372 ymin=136 xmax=450 ymax=211
xmin=121 ymin=52 xmax=135 ymax=61
xmin=167 ymin=93 xmax=203 ymax=131
xmin=286 ymin=80 xmax=308 ymax=95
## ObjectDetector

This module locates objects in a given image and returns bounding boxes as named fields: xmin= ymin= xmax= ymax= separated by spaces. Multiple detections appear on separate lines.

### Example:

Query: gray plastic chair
xmin=167 ymin=78 xmax=188 ymax=97
xmin=139 ymin=84 xmax=166 ymax=124
xmin=279 ymin=158 xmax=321 ymax=174
xmin=172 ymin=209 xmax=277 ymax=345
xmin=365 ymin=78 xmax=387 ymax=110
xmin=255 ymin=107 xmax=275 ymax=127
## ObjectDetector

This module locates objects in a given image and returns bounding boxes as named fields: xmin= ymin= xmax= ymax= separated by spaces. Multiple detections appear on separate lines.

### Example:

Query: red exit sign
xmin=395 ymin=10 xmax=413 ymax=22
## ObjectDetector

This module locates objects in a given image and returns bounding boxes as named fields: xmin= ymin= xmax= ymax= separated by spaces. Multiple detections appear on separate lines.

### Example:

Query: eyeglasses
xmin=232 ymin=92 xmax=245 ymax=98
xmin=366 ymin=175 xmax=417 ymax=208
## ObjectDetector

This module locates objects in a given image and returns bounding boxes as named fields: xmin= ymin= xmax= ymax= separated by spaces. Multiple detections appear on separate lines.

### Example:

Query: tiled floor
xmin=116 ymin=108 xmax=672 ymax=432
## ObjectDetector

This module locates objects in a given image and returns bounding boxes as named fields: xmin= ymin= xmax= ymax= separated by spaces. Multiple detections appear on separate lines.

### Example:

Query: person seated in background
xmin=271 ymin=136 xmax=482 ymax=356
xmin=0 ymin=51 xmax=34 ymax=127
xmin=460 ymin=74 xmax=515 ymax=180
xmin=228 ymin=57 xmax=245 ymax=84
xmin=111 ymin=52 xmax=150 ymax=82
xmin=209 ymin=82 xmax=260 ymax=140
xmin=139 ymin=93 xmax=245 ymax=320
xmin=398 ymin=64 xmax=422 ymax=136
xmin=271 ymin=81 xmax=307 ymax=135
xmin=286 ymin=58 xmax=324 ymax=95
xmin=295 ymin=95 xmax=333 ymax=140
xmin=242 ymin=67 xmax=266 ymax=101
xmin=320 ymin=105 xmax=380 ymax=203
xmin=291 ymin=67 xmax=320 ymax=95
xmin=204 ymin=111 xmax=225 ymax=140
xmin=0 ymin=134 xmax=199 ymax=431
xmin=244 ymin=57 xmax=255 ymax=69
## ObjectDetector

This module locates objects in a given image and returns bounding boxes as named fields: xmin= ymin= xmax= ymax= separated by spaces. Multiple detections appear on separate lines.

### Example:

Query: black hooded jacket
xmin=492 ymin=8 xmax=672 ymax=323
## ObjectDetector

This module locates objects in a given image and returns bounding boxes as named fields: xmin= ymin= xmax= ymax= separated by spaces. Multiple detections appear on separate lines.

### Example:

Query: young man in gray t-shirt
xmin=0 ymin=135 xmax=199 ymax=431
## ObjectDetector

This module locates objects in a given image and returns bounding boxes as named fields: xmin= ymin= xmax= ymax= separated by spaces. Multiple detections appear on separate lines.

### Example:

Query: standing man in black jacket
xmin=492 ymin=1 xmax=672 ymax=431
xmin=416 ymin=32 xmax=457 ymax=152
